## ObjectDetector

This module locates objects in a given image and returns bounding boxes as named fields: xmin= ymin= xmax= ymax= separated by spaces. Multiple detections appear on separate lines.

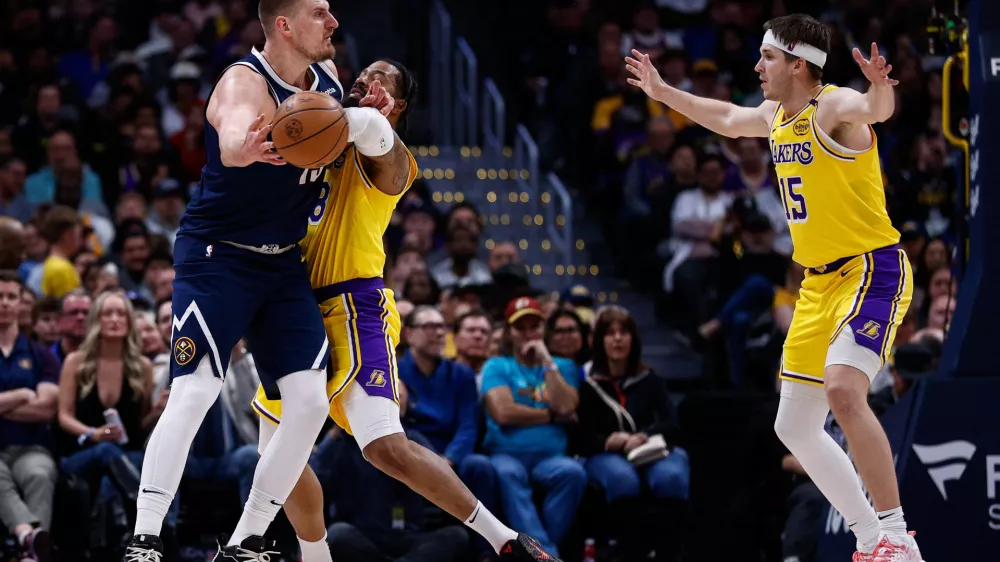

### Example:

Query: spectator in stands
xmin=926 ymin=294 xmax=955 ymax=331
xmin=31 ymin=297 xmax=61 ymax=347
xmin=1 ymin=159 xmax=33 ymax=223
xmin=573 ymin=306 xmax=688 ymax=561
xmin=619 ymin=4 xmax=681 ymax=60
xmin=545 ymin=309 xmax=590 ymax=368
xmin=663 ymin=153 xmax=733 ymax=330
xmin=431 ymin=225 xmax=493 ymax=290
xmin=388 ymin=249 xmax=426 ymax=294
xmin=453 ymin=309 xmax=494 ymax=380
xmin=438 ymin=284 xmax=483 ymax=359
xmin=116 ymin=124 xmax=181 ymax=203
xmin=58 ymin=13 xmax=118 ymax=102
xmin=50 ymin=155 xmax=115 ymax=251
xmin=145 ymin=180 xmax=186 ymax=251
xmin=56 ymin=291 xmax=158 ymax=512
xmin=400 ymin=199 xmax=440 ymax=257
xmin=893 ymin=130 xmax=955 ymax=238
xmin=0 ymin=270 xmax=60 ymax=562
xmin=50 ymin=290 xmax=92 ymax=366
xmin=398 ymin=305 xmax=498 ymax=555
xmin=317 ymin=427 xmax=469 ymax=562
xmin=444 ymin=201 xmax=482 ymax=238
xmin=38 ymin=206 xmax=83 ymax=299
xmin=401 ymin=267 xmax=441 ymax=307
xmin=17 ymin=283 xmax=35 ymax=335
xmin=114 ymin=226 xmax=153 ymax=300
xmin=482 ymin=297 xmax=585 ymax=556
xmin=0 ymin=218 xmax=26 ymax=272
xmin=558 ymin=285 xmax=596 ymax=327
xmin=488 ymin=241 xmax=520 ymax=274
xmin=134 ymin=311 xmax=165 ymax=360
xmin=24 ymin=130 xmax=104 ymax=206
xmin=150 ymin=298 xmax=171 ymax=402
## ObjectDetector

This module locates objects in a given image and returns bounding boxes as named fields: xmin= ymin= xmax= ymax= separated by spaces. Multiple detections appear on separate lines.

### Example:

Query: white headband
xmin=761 ymin=29 xmax=827 ymax=69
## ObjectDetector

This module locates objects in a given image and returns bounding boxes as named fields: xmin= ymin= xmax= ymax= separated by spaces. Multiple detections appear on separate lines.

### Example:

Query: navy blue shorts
xmin=169 ymin=234 xmax=329 ymax=398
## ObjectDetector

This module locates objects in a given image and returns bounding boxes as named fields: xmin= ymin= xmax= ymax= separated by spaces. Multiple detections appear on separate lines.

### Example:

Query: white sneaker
xmin=870 ymin=531 xmax=923 ymax=562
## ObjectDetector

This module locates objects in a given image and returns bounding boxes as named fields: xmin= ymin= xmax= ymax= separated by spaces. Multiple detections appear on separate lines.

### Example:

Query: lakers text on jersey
xmin=769 ymin=84 xmax=899 ymax=269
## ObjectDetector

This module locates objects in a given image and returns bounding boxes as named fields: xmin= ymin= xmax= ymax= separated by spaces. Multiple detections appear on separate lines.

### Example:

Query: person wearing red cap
xmin=480 ymin=297 xmax=586 ymax=557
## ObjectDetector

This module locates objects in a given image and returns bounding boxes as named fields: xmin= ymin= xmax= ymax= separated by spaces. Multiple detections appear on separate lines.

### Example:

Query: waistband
xmin=313 ymin=277 xmax=385 ymax=303
xmin=220 ymin=240 xmax=297 ymax=255
xmin=807 ymin=244 xmax=899 ymax=275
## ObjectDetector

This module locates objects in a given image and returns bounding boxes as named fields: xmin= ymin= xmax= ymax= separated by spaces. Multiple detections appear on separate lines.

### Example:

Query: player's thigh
xmin=335 ymin=379 xmax=404 ymax=452
xmin=323 ymin=289 xmax=402 ymax=405
xmin=245 ymin=266 xmax=330 ymax=398
xmin=779 ymin=279 xmax=832 ymax=387
xmin=827 ymin=247 xmax=913 ymax=380
xmin=171 ymin=242 xmax=258 ymax=380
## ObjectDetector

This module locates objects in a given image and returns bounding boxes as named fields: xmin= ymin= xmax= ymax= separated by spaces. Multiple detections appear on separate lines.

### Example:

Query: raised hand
xmin=246 ymin=113 xmax=285 ymax=166
xmin=624 ymin=49 xmax=666 ymax=98
xmin=853 ymin=42 xmax=899 ymax=87
xmin=360 ymin=79 xmax=395 ymax=116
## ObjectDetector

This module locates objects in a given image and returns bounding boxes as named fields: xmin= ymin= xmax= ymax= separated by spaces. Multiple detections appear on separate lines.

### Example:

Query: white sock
xmin=230 ymin=487 xmax=283 ymax=546
xmin=298 ymin=534 xmax=332 ymax=562
xmin=775 ymin=382 xmax=881 ymax=553
xmin=135 ymin=367 xmax=222 ymax=536
xmin=849 ymin=510 xmax=882 ymax=553
xmin=464 ymin=501 xmax=518 ymax=554
xmin=228 ymin=369 xmax=329 ymax=546
xmin=877 ymin=506 xmax=907 ymax=536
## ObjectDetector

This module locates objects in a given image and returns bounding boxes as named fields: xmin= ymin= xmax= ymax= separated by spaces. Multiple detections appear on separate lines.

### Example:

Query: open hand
xmin=247 ymin=113 xmax=285 ymax=166
xmin=853 ymin=43 xmax=898 ymax=87
xmin=624 ymin=49 xmax=666 ymax=99
xmin=359 ymin=79 xmax=395 ymax=117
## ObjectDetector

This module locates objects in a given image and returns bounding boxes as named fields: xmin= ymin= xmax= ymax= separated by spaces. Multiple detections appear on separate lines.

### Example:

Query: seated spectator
xmin=0 ymin=270 xmax=60 ymax=562
xmin=18 ymin=283 xmax=36 ymax=336
xmin=134 ymin=310 xmax=165 ymax=361
xmin=55 ymin=291 xmax=163 ymax=533
xmin=430 ymin=225 xmax=493 ymax=290
xmin=24 ymin=130 xmax=103 ymax=206
xmin=438 ymin=283 xmax=483 ymax=359
xmin=37 ymin=206 xmax=84 ymax=299
xmin=401 ymin=267 xmax=441 ymax=307
xmin=50 ymin=155 xmax=114 ymax=253
xmin=488 ymin=241 xmax=519 ymax=274
xmin=398 ymin=305 xmax=497 ymax=557
xmin=0 ymin=159 xmax=33 ymax=223
xmin=482 ymin=297 xmax=585 ymax=557
xmin=145 ymin=181 xmax=186 ymax=252
xmin=30 ymin=297 xmax=61 ymax=347
xmin=545 ymin=309 xmax=590 ymax=369
xmin=558 ymin=284 xmax=596 ymax=329
xmin=150 ymin=298 xmax=172 ymax=400
xmin=316 ymin=428 xmax=469 ymax=562
xmin=50 ymin=290 xmax=92 ymax=365
xmin=0 ymin=218 xmax=27 ymax=271
xmin=572 ymin=306 xmax=689 ymax=561
xmin=453 ymin=309 xmax=493 ymax=380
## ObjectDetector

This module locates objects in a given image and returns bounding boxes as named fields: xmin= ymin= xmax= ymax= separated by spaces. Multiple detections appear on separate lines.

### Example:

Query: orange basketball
xmin=270 ymin=91 xmax=349 ymax=169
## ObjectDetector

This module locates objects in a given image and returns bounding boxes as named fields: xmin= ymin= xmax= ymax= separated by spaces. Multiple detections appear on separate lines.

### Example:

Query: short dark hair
xmin=0 ymin=270 xmax=20 ymax=284
xmin=763 ymin=15 xmax=831 ymax=81
xmin=455 ymin=309 xmax=492 ymax=332
xmin=32 ymin=296 xmax=61 ymax=323
xmin=258 ymin=0 xmax=302 ymax=36
xmin=698 ymin=152 xmax=727 ymax=170
xmin=380 ymin=59 xmax=418 ymax=136
xmin=40 ymin=206 xmax=80 ymax=245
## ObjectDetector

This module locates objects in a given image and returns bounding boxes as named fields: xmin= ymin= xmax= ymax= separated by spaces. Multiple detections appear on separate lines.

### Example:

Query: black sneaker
xmin=212 ymin=535 xmax=279 ymax=561
xmin=499 ymin=534 xmax=562 ymax=561
xmin=122 ymin=534 xmax=163 ymax=562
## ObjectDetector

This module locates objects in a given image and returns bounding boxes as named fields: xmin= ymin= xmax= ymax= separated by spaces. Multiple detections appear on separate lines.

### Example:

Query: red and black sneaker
xmin=498 ymin=534 xmax=561 ymax=562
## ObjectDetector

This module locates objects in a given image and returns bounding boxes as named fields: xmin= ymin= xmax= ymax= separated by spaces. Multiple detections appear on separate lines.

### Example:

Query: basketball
xmin=270 ymin=91 xmax=349 ymax=169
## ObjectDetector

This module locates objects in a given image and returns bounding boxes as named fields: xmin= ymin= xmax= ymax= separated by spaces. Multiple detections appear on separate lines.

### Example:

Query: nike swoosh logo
xmin=270 ymin=499 xmax=283 ymax=507
xmin=468 ymin=505 xmax=480 ymax=524
xmin=878 ymin=513 xmax=893 ymax=520
xmin=142 ymin=488 xmax=166 ymax=496
xmin=841 ymin=266 xmax=859 ymax=277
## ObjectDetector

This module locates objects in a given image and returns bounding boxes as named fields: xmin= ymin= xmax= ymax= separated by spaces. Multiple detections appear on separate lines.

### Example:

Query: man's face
xmin=60 ymin=294 xmax=92 ymax=339
xmin=407 ymin=308 xmax=446 ymax=357
xmin=698 ymin=160 xmax=726 ymax=194
xmin=755 ymin=45 xmax=794 ymax=101
xmin=48 ymin=132 xmax=76 ymax=167
xmin=0 ymin=281 xmax=19 ymax=326
xmin=122 ymin=236 xmax=150 ymax=273
xmin=286 ymin=0 xmax=338 ymax=64
xmin=448 ymin=229 xmax=478 ymax=260
xmin=455 ymin=315 xmax=491 ymax=360
xmin=33 ymin=311 xmax=60 ymax=344
xmin=156 ymin=300 xmax=173 ymax=346
xmin=489 ymin=242 xmax=518 ymax=272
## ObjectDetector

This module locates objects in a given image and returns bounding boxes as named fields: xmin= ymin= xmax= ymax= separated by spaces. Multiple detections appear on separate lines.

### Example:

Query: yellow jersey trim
xmin=352 ymin=147 xmax=376 ymax=189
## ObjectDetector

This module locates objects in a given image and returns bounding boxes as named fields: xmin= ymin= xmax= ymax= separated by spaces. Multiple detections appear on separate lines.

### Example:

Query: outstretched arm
xmin=821 ymin=43 xmax=898 ymax=125
xmin=347 ymin=80 xmax=411 ymax=196
xmin=208 ymin=65 xmax=285 ymax=168
xmin=625 ymin=50 xmax=776 ymax=138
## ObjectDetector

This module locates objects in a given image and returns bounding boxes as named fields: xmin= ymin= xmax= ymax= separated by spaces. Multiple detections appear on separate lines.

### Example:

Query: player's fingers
xmin=631 ymin=49 xmax=644 ymax=60
xmin=624 ymin=56 xmax=640 ymax=67
xmin=888 ymin=78 xmax=900 ymax=86
xmin=627 ymin=78 xmax=640 ymax=87
xmin=626 ymin=64 xmax=641 ymax=77
xmin=252 ymin=113 xmax=267 ymax=131
xmin=877 ymin=56 xmax=886 ymax=68
xmin=261 ymin=141 xmax=275 ymax=152
xmin=852 ymin=47 xmax=865 ymax=65
xmin=871 ymin=42 xmax=878 ymax=61
xmin=258 ymin=123 xmax=273 ymax=137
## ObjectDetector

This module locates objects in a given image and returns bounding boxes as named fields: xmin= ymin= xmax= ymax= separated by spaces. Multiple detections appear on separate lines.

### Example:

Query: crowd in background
xmin=0 ymin=1 xmax=960 ymax=562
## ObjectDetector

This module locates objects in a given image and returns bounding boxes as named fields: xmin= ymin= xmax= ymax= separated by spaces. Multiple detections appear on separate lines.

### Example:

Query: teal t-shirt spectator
xmin=480 ymin=355 xmax=579 ymax=455
xmin=24 ymin=164 xmax=104 ymax=206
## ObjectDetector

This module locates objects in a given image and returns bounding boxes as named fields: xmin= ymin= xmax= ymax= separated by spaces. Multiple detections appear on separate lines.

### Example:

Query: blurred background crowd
xmin=0 ymin=0 xmax=961 ymax=561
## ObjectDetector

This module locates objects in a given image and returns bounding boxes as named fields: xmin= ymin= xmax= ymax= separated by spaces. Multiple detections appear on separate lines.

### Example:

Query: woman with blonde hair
xmin=55 ymin=291 xmax=168 ymax=548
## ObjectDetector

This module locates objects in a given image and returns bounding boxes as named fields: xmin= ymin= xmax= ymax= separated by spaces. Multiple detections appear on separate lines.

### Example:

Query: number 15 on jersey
xmin=779 ymin=176 xmax=808 ymax=223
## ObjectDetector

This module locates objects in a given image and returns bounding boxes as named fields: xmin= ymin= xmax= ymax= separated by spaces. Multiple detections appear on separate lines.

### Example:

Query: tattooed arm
xmin=361 ymin=131 xmax=413 ymax=196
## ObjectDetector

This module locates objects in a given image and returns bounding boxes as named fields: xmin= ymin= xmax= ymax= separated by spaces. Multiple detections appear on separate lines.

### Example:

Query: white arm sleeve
xmin=344 ymin=107 xmax=394 ymax=157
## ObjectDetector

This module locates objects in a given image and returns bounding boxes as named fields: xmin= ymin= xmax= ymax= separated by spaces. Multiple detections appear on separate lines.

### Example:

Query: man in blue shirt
xmin=0 ymin=270 xmax=60 ymax=562
xmin=398 ymin=305 xmax=498 ymax=556
xmin=481 ymin=297 xmax=586 ymax=557
xmin=50 ymin=289 xmax=91 ymax=367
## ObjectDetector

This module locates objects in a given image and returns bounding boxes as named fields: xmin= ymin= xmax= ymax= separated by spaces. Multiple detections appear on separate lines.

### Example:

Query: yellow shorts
xmin=780 ymin=246 xmax=912 ymax=387
xmin=252 ymin=280 xmax=401 ymax=434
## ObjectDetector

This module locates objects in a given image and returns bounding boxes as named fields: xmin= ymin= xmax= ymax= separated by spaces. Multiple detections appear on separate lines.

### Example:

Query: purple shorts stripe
xmin=846 ymin=247 xmax=906 ymax=357
xmin=347 ymin=291 xmax=397 ymax=402
xmin=879 ymin=250 xmax=907 ymax=360
xmin=831 ymin=253 xmax=873 ymax=341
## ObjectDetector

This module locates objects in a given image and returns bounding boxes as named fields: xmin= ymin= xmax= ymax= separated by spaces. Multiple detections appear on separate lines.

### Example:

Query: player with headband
xmin=627 ymin=14 xmax=922 ymax=562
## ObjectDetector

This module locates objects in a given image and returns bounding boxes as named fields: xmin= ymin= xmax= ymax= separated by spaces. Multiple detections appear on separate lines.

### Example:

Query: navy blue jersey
xmin=179 ymin=46 xmax=345 ymax=247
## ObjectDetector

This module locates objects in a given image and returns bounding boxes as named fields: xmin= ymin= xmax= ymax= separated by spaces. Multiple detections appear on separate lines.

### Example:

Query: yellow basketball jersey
xmin=769 ymin=84 xmax=899 ymax=268
xmin=300 ymin=145 xmax=419 ymax=288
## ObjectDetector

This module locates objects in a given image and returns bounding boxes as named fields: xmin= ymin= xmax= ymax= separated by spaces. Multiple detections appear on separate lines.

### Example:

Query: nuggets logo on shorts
xmin=856 ymin=320 xmax=882 ymax=340
xmin=793 ymin=118 xmax=810 ymax=136
xmin=173 ymin=337 xmax=196 ymax=365
xmin=365 ymin=369 xmax=387 ymax=388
